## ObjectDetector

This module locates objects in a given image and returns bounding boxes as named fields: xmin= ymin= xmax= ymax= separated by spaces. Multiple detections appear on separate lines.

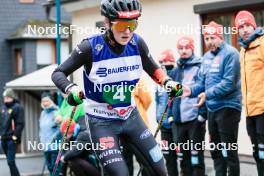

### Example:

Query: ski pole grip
xmin=78 ymin=91 xmax=86 ymax=100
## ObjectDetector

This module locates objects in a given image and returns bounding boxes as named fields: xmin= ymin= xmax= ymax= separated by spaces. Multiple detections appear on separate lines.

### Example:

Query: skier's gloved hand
xmin=164 ymin=79 xmax=183 ymax=97
xmin=67 ymin=85 xmax=85 ymax=106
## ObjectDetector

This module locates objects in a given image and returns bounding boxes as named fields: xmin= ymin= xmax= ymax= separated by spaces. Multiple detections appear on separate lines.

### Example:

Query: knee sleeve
xmin=258 ymin=144 xmax=264 ymax=160
xmin=177 ymin=152 xmax=183 ymax=161
xmin=191 ymin=151 xmax=199 ymax=165
xmin=221 ymin=148 xmax=228 ymax=158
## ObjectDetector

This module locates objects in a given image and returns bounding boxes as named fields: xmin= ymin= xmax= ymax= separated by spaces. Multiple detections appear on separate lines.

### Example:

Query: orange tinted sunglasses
xmin=111 ymin=20 xmax=138 ymax=32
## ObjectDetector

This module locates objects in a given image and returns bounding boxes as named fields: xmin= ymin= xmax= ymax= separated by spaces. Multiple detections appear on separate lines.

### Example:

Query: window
xmin=19 ymin=0 xmax=34 ymax=3
xmin=252 ymin=11 xmax=264 ymax=27
xmin=37 ymin=40 xmax=69 ymax=67
xmin=36 ymin=40 xmax=55 ymax=66
xmin=202 ymin=9 xmax=264 ymax=51
xmin=15 ymin=49 xmax=23 ymax=75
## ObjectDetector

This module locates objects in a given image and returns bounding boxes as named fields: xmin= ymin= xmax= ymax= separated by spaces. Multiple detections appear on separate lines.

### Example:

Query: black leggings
xmin=160 ymin=128 xmax=178 ymax=176
xmin=208 ymin=108 xmax=240 ymax=176
xmin=88 ymin=108 xmax=167 ymax=176
xmin=172 ymin=119 xmax=206 ymax=176
xmin=67 ymin=158 xmax=100 ymax=176
xmin=247 ymin=113 xmax=264 ymax=176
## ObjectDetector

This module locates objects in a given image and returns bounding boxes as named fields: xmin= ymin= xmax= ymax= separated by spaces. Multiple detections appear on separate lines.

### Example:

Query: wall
xmin=0 ymin=0 xmax=48 ymax=102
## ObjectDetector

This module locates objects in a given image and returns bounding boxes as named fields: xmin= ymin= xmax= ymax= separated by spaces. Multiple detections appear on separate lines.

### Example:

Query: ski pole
xmin=41 ymin=130 xmax=61 ymax=176
xmin=52 ymin=106 xmax=77 ymax=176
xmin=137 ymin=96 xmax=174 ymax=176
xmin=154 ymin=96 xmax=173 ymax=138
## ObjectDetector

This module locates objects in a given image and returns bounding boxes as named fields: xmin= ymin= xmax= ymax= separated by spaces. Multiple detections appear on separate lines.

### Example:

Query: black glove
xmin=164 ymin=79 xmax=183 ymax=97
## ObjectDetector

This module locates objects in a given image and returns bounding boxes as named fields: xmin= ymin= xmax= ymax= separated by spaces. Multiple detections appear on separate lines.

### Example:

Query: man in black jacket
xmin=0 ymin=88 xmax=24 ymax=176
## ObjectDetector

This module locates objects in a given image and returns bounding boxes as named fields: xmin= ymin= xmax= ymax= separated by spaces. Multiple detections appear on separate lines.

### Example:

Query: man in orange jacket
xmin=235 ymin=10 xmax=264 ymax=175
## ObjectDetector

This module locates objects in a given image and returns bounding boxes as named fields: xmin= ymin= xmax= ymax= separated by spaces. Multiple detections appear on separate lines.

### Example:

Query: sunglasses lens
xmin=113 ymin=22 xmax=127 ymax=32
xmin=112 ymin=20 xmax=138 ymax=32
xmin=128 ymin=21 xmax=137 ymax=31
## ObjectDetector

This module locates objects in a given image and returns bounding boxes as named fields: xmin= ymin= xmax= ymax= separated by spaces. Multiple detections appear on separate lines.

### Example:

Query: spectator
xmin=235 ymin=10 xmax=264 ymax=175
xmin=169 ymin=37 xmax=206 ymax=176
xmin=155 ymin=49 xmax=179 ymax=176
xmin=39 ymin=92 xmax=61 ymax=176
xmin=183 ymin=21 xmax=242 ymax=176
xmin=0 ymin=88 xmax=24 ymax=176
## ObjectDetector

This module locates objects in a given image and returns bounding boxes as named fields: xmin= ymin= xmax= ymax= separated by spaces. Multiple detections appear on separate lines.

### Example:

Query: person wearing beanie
xmin=0 ymin=88 xmax=24 ymax=176
xmin=184 ymin=21 xmax=242 ymax=176
xmin=169 ymin=36 xmax=206 ymax=176
xmin=39 ymin=92 xmax=62 ymax=176
xmin=203 ymin=21 xmax=224 ymax=40
xmin=155 ymin=49 xmax=179 ymax=176
xmin=235 ymin=10 xmax=256 ymax=27
xmin=235 ymin=10 xmax=264 ymax=175
xmin=3 ymin=88 xmax=17 ymax=100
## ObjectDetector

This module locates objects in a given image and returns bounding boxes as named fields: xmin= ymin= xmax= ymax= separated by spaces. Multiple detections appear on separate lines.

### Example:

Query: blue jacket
xmin=39 ymin=105 xmax=60 ymax=151
xmin=191 ymin=42 xmax=242 ymax=112
xmin=169 ymin=56 xmax=205 ymax=123
xmin=155 ymin=86 xmax=172 ymax=129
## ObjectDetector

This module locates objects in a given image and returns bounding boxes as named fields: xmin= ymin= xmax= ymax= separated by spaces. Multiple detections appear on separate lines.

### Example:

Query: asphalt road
xmin=0 ymin=153 xmax=258 ymax=176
